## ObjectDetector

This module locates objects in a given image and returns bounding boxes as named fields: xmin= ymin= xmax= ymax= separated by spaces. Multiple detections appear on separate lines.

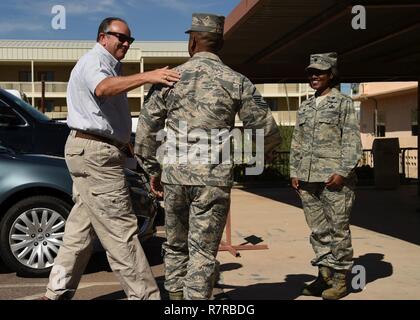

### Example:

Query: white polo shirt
xmin=67 ymin=43 xmax=132 ymax=144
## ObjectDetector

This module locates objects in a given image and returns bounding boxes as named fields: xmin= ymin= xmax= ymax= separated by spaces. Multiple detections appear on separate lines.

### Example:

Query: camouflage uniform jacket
xmin=289 ymin=88 xmax=362 ymax=182
xmin=135 ymin=51 xmax=281 ymax=187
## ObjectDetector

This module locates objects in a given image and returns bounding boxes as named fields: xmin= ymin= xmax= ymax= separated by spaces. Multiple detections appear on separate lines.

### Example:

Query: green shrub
xmin=233 ymin=125 xmax=294 ymax=183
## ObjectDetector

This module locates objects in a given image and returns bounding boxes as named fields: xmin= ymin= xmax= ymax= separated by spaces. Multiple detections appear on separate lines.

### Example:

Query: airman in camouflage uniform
xmin=135 ymin=13 xmax=281 ymax=300
xmin=289 ymin=52 xmax=362 ymax=300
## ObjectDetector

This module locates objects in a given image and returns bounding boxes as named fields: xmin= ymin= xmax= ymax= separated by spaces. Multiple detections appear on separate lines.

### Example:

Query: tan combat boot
xmin=322 ymin=270 xmax=348 ymax=300
xmin=168 ymin=291 xmax=184 ymax=300
xmin=301 ymin=266 xmax=333 ymax=296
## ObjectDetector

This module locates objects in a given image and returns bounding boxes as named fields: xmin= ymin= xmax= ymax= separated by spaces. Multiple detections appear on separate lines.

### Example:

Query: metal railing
xmin=400 ymin=147 xmax=417 ymax=179
xmin=234 ymin=148 xmax=418 ymax=184
xmin=361 ymin=147 xmax=418 ymax=180
xmin=0 ymin=81 xmax=151 ymax=95
xmin=234 ymin=151 xmax=290 ymax=183
xmin=0 ymin=82 xmax=33 ymax=92
xmin=255 ymin=83 xmax=315 ymax=96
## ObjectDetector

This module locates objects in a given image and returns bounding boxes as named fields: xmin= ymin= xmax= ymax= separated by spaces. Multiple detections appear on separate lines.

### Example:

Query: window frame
xmin=0 ymin=99 xmax=29 ymax=128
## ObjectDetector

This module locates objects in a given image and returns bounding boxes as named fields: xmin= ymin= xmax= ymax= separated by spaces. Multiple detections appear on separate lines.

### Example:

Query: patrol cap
xmin=185 ymin=13 xmax=225 ymax=35
xmin=306 ymin=52 xmax=338 ymax=71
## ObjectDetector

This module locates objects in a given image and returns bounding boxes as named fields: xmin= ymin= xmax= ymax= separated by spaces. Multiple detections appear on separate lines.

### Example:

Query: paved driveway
xmin=1 ymin=186 xmax=419 ymax=300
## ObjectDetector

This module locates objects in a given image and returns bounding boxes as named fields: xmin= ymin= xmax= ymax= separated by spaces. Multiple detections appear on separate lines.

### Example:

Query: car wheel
xmin=0 ymin=196 xmax=71 ymax=277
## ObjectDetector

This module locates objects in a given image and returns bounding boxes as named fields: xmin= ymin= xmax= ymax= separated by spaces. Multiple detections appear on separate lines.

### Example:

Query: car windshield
xmin=0 ymin=89 xmax=51 ymax=122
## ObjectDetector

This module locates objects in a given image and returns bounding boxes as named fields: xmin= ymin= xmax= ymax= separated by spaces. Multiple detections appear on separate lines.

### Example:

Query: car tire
xmin=0 ymin=196 xmax=71 ymax=277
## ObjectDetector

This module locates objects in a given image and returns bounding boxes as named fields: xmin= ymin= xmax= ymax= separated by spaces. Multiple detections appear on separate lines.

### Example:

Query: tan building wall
xmin=359 ymin=82 xmax=417 ymax=96
xmin=0 ymin=63 xmax=75 ymax=82
xmin=0 ymin=63 xmax=31 ymax=81
xmin=0 ymin=40 xmax=317 ymax=128
xmin=0 ymin=40 xmax=188 ymax=113
xmin=356 ymin=82 xmax=418 ymax=178
xmin=359 ymin=92 xmax=417 ymax=149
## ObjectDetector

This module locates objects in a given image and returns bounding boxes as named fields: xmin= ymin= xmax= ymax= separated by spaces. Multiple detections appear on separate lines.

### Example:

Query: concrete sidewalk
xmin=215 ymin=185 xmax=420 ymax=300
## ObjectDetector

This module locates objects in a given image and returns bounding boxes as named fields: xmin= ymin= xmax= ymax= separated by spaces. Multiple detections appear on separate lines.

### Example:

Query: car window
xmin=0 ymin=145 xmax=15 ymax=154
xmin=0 ymin=89 xmax=51 ymax=122
xmin=0 ymin=101 xmax=26 ymax=126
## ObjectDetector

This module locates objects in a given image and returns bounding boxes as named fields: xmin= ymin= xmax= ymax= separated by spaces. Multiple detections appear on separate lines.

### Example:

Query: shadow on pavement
xmin=215 ymin=274 xmax=315 ymax=300
xmin=240 ymin=185 xmax=420 ymax=246
xmin=142 ymin=236 xmax=165 ymax=266
xmin=351 ymin=186 xmax=420 ymax=245
xmin=217 ymin=253 xmax=392 ymax=300
xmin=90 ymin=254 xmax=392 ymax=300
xmin=0 ymin=235 xmax=166 ymax=276
xmin=213 ymin=261 xmax=304 ymax=300
xmin=92 ymin=290 xmax=126 ymax=300
xmin=83 ymin=235 xmax=165 ymax=275
xmin=92 ymin=276 xmax=167 ymax=300
xmin=93 ymin=263 xmax=244 ymax=300
xmin=91 ymin=238 xmax=166 ymax=300
xmin=220 ymin=263 xmax=242 ymax=272
xmin=0 ymin=256 xmax=12 ymax=274
xmin=239 ymin=187 xmax=302 ymax=209
xmin=349 ymin=253 xmax=393 ymax=294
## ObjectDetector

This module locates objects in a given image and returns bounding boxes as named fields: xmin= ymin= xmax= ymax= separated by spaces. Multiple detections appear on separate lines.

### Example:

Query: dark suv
xmin=0 ymin=88 xmax=69 ymax=156
xmin=0 ymin=89 xmax=164 ymax=277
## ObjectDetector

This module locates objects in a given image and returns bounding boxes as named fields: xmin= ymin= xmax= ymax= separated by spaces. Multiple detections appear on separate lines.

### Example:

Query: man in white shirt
xmin=40 ymin=17 xmax=180 ymax=300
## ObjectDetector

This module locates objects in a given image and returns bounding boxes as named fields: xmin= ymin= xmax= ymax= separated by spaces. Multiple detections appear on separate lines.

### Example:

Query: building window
xmin=376 ymin=111 xmax=386 ymax=137
xmin=19 ymin=71 xmax=31 ymax=82
xmin=353 ymin=101 xmax=361 ymax=124
xmin=265 ymin=97 xmax=279 ymax=111
xmin=351 ymin=83 xmax=360 ymax=95
xmin=412 ymin=109 xmax=418 ymax=136
xmin=37 ymin=71 xmax=54 ymax=81
xmin=278 ymin=97 xmax=299 ymax=111
xmin=36 ymin=100 xmax=55 ymax=112
xmin=412 ymin=125 xmax=418 ymax=136
xmin=377 ymin=125 xmax=386 ymax=137
xmin=0 ymin=102 xmax=26 ymax=126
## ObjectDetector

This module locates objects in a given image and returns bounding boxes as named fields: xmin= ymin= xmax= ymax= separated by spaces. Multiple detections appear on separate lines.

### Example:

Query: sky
xmin=0 ymin=0 xmax=240 ymax=41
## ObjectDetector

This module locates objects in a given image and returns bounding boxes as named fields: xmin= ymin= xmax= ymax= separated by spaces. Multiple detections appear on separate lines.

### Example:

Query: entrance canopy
xmin=221 ymin=0 xmax=420 ymax=83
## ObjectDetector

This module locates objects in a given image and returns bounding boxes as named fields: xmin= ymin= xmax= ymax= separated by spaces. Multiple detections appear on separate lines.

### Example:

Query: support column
xmin=417 ymin=79 xmax=420 ymax=195
xmin=298 ymin=83 xmax=302 ymax=107
xmin=283 ymin=83 xmax=290 ymax=126
xmin=140 ymin=57 xmax=144 ymax=110
xmin=31 ymin=60 xmax=35 ymax=106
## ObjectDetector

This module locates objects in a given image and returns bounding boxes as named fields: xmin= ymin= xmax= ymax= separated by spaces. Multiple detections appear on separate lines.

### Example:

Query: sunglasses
xmin=105 ymin=32 xmax=135 ymax=44
xmin=305 ymin=68 xmax=330 ymax=77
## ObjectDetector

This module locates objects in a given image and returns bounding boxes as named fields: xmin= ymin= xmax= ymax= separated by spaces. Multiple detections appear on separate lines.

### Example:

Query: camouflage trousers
xmin=299 ymin=182 xmax=355 ymax=271
xmin=162 ymin=184 xmax=231 ymax=300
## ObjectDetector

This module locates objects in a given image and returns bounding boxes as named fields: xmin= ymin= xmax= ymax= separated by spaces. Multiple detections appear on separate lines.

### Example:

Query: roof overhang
xmin=221 ymin=0 xmax=420 ymax=83
xmin=354 ymin=84 xmax=418 ymax=100
xmin=0 ymin=40 xmax=189 ymax=63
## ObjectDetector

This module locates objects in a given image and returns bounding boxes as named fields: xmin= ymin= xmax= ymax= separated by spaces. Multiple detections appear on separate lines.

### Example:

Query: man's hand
xmin=94 ymin=66 xmax=181 ymax=97
xmin=325 ymin=174 xmax=344 ymax=190
xmin=145 ymin=66 xmax=181 ymax=86
xmin=291 ymin=177 xmax=300 ymax=193
xmin=150 ymin=175 xmax=164 ymax=198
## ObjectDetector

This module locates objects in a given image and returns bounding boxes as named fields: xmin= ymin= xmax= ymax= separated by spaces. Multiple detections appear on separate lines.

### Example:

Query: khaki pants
xmin=45 ymin=131 xmax=160 ymax=300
